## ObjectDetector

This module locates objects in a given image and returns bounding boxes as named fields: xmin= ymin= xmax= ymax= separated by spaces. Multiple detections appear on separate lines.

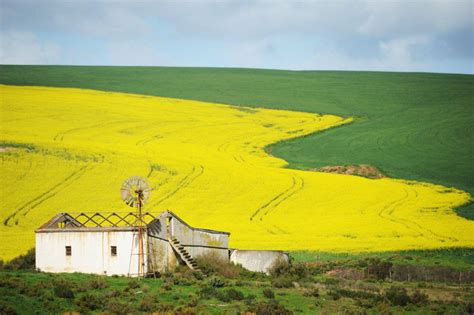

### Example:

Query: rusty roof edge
xmin=36 ymin=211 xmax=230 ymax=235
xmin=37 ymin=212 xmax=68 ymax=230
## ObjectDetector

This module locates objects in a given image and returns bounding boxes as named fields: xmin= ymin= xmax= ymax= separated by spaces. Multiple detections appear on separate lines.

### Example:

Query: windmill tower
xmin=121 ymin=176 xmax=151 ymax=277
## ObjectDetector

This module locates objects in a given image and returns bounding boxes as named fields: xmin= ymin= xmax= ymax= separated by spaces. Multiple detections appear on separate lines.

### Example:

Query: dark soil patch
xmin=313 ymin=164 xmax=385 ymax=179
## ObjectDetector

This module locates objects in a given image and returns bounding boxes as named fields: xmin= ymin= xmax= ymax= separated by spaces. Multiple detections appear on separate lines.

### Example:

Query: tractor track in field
xmin=53 ymin=120 xmax=130 ymax=141
xmin=3 ymin=165 xmax=91 ymax=226
xmin=136 ymin=135 xmax=163 ymax=146
xmin=378 ymin=187 xmax=456 ymax=242
xmin=250 ymin=174 xmax=304 ymax=221
xmin=148 ymin=164 xmax=204 ymax=208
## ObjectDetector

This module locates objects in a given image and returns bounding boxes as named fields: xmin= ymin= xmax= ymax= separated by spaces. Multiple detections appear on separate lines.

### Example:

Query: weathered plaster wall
xmin=171 ymin=217 xmax=228 ymax=248
xmin=36 ymin=230 xmax=145 ymax=276
xmin=230 ymin=250 xmax=289 ymax=274
xmin=171 ymin=217 xmax=229 ymax=261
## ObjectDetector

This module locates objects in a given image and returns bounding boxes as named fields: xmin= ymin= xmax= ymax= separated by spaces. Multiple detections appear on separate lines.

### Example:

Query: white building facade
xmin=35 ymin=211 xmax=289 ymax=276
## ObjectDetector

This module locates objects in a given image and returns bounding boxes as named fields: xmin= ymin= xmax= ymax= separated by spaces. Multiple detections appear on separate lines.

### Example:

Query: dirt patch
xmin=313 ymin=164 xmax=385 ymax=179
xmin=0 ymin=147 xmax=11 ymax=153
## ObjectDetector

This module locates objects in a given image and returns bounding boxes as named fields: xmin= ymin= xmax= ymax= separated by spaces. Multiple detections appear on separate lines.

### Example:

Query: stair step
xmin=169 ymin=237 xmax=199 ymax=272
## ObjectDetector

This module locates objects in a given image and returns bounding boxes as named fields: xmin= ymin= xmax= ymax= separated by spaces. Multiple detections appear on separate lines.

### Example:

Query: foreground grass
xmin=1 ymin=66 xmax=472 ymax=218
xmin=1 ymin=251 xmax=473 ymax=315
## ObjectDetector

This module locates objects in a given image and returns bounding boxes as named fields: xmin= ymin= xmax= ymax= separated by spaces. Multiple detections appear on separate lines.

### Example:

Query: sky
xmin=1 ymin=0 xmax=473 ymax=73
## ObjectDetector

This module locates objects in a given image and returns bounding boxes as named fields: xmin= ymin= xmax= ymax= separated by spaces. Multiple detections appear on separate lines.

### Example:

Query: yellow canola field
xmin=0 ymin=85 xmax=473 ymax=260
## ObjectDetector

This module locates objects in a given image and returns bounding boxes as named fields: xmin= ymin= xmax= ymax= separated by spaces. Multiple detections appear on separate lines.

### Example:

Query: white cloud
xmin=0 ymin=31 xmax=61 ymax=64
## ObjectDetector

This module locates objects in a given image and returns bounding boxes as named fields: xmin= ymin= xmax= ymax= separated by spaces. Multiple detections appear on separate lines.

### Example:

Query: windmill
xmin=121 ymin=176 xmax=151 ymax=277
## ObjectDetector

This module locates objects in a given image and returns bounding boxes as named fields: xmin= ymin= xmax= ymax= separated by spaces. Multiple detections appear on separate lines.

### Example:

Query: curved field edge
xmin=0 ymin=65 xmax=472 ymax=220
xmin=1 ymin=85 xmax=473 ymax=261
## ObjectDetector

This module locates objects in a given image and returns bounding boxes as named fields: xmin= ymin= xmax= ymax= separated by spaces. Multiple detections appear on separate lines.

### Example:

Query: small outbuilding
xmin=35 ymin=210 xmax=288 ymax=276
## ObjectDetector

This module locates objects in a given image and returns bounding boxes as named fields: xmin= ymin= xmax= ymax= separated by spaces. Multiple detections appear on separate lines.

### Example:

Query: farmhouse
xmin=35 ymin=210 xmax=287 ymax=276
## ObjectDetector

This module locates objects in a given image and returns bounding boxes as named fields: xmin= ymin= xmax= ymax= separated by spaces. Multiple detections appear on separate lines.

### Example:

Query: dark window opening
xmin=111 ymin=246 xmax=117 ymax=256
xmin=65 ymin=246 xmax=71 ymax=256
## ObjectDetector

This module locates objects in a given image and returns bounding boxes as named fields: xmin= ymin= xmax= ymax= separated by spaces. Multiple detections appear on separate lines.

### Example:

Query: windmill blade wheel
xmin=120 ymin=176 xmax=151 ymax=208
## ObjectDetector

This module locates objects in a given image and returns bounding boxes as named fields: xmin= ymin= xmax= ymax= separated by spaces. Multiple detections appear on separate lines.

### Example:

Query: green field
xmin=0 ymin=65 xmax=473 ymax=219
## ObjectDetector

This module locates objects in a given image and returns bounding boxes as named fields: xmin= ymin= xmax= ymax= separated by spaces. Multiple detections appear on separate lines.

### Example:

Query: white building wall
xmin=36 ymin=230 xmax=146 ymax=276
xmin=230 ymin=250 xmax=289 ymax=274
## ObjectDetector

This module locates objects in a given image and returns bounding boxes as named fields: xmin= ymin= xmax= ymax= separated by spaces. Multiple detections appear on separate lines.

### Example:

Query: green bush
xmin=87 ymin=277 xmax=108 ymax=289
xmin=303 ymin=287 xmax=319 ymax=297
xmin=139 ymin=294 xmax=157 ymax=312
xmin=199 ymin=285 xmax=217 ymax=299
xmin=384 ymin=286 xmax=411 ymax=306
xmin=215 ymin=290 xmax=231 ymax=302
xmin=208 ymin=276 xmax=225 ymax=288
xmin=272 ymin=276 xmax=293 ymax=288
xmin=247 ymin=301 xmax=293 ymax=315
xmin=328 ymin=290 xmax=341 ymax=300
xmin=268 ymin=258 xmax=291 ymax=277
xmin=225 ymin=288 xmax=245 ymax=300
xmin=196 ymin=252 xmax=242 ymax=278
xmin=1 ymin=249 xmax=35 ymax=270
xmin=0 ymin=300 xmax=17 ymax=315
xmin=106 ymin=298 xmax=134 ymax=315
xmin=162 ymin=281 xmax=173 ymax=291
xmin=76 ymin=293 xmax=103 ymax=311
xmin=53 ymin=282 xmax=74 ymax=299
xmin=410 ymin=289 xmax=429 ymax=305
xmin=263 ymin=288 xmax=275 ymax=299
xmin=127 ymin=278 xmax=140 ymax=289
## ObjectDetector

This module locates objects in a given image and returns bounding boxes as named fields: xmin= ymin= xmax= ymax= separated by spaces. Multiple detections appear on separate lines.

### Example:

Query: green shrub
xmin=187 ymin=296 xmax=199 ymax=307
xmin=245 ymin=293 xmax=257 ymax=304
xmin=196 ymin=252 xmax=241 ymax=278
xmin=215 ymin=290 xmax=231 ymax=302
xmin=268 ymin=258 xmax=291 ymax=277
xmin=0 ymin=301 xmax=17 ymax=315
xmin=328 ymin=290 xmax=341 ymax=300
xmin=385 ymin=286 xmax=411 ymax=306
xmin=104 ymin=289 xmax=121 ymax=298
xmin=139 ymin=294 xmax=157 ymax=312
xmin=272 ymin=276 xmax=293 ymax=288
xmin=162 ymin=281 xmax=173 ymax=291
xmin=263 ymin=288 xmax=275 ymax=299
xmin=127 ymin=278 xmax=140 ymax=289
xmin=2 ymin=249 xmax=35 ymax=270
xmin=303 ymin=288 xmax=319 ymax=297
xmin=199 ymin=285 xmax=217 ymax=299
xmin=225 ymin=288 xmax=245 ymax=300
xmin=76 ymin=293 xmax=103 ymax=311
xmin=0 ymin=276 xmax=24 ymax=289
xmin=247 ymin=301 xmax=293 ymax=315
xmin=106 ymin=298 xmax=134 ymax=315
xmin=208 ymin=276 xmax=225 ymax=288
xmin=465 ymin=303 xmax=474 ymax=314
xmin=87 ymin=277 xmax=108 ymax=289
xmin=53 ymin=282 xmax=74 ymax=299
xmin=410 ymin=289 xmax=429 ymax=305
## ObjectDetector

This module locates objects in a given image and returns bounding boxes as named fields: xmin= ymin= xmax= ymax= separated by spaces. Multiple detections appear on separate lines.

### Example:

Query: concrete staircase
xmin=169 ymin=237 xmax=200 ymax=271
